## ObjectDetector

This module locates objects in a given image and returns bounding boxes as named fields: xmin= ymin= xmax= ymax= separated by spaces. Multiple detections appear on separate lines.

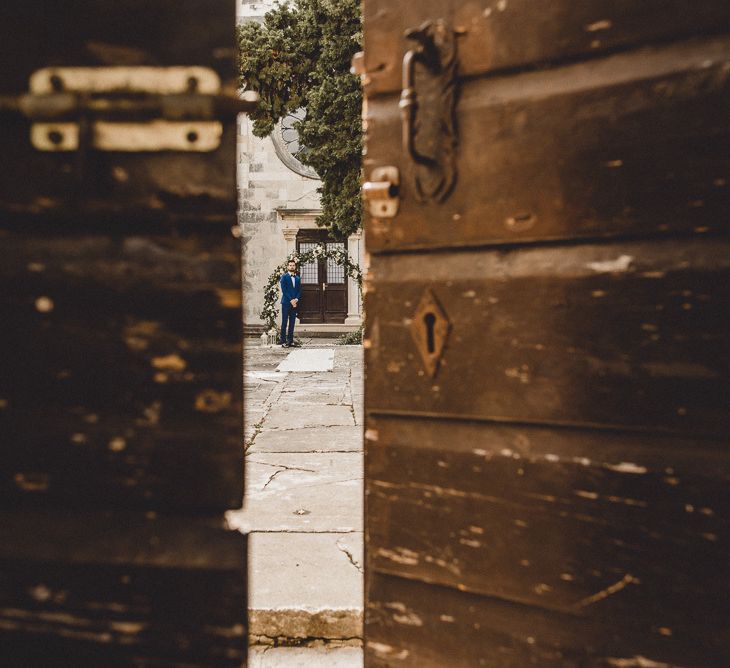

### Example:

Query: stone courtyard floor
xmin=226 ymin=338 xmax=364 ymax=666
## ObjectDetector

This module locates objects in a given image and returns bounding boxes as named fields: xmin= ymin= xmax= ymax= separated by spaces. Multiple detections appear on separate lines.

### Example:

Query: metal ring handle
xmin=399 ymin=49 xmax=436 ymax=166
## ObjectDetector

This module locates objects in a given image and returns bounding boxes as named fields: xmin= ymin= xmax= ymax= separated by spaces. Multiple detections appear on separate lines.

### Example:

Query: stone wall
xmin=237 ymin=119 xmax=321 ymax=331
xmin=237 ymin=1 xmax=320 ymax=331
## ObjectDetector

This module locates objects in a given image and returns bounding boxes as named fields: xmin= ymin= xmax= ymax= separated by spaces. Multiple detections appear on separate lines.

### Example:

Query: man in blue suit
xmin=279 ymin=259 xmax=302 ymax=347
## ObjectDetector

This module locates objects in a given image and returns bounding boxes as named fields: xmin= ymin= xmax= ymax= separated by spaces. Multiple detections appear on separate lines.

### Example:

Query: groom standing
xmin=280 ymin=259 xmax=301 ymax=348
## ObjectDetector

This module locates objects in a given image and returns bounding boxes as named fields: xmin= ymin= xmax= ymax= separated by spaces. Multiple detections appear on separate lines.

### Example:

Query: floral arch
xmin=260 ymin=243 xmax=363 ymax=331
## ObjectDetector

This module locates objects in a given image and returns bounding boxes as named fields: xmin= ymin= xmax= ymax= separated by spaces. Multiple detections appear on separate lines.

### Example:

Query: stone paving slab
xmin=246 ymin=371 xmax=289 ymax=385
xmin=277 ymin=348 xmax=335 ymax=372
xmin=277 ymin=390 xmax=349 ymax=406
xmin=230 ymin=453 xmax=363 ymax=533
xmin=244 ymin=411 xmax=267 ymax=443
xmin=247 ymin=532 xmax=363 ymax=643
xmin=352 ymin=401 xmax=364 ymax=427
xmin=249 ymin=646 xmax=362 ymax=667
xmin=249 ymin=426 xmax=362 ymax=453
xmin=264 ymin=404 xmax=355 ymax=430
xmin=245 ymin=386 xmax=277 ymax=404
xmin=281 ymin=375 xmax=350 ymax=390
xmin=242 ymin=344 xmax=364 ymax=648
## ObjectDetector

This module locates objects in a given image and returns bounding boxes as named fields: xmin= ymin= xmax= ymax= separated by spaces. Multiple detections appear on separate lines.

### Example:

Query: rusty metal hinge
xmin=3 ymin=66 xmax=258 ymax=152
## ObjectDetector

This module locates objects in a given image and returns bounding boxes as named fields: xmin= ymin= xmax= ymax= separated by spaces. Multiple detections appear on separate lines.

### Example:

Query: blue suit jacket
xmin=280 ymin=272 xmax=302 ymax=305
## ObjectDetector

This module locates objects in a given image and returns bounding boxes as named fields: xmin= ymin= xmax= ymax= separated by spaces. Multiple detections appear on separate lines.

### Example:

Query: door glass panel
xmin=298 ymin=242 xmax=319 ymax=284
xmin=326 ymin=243 xmax=346 ymax=283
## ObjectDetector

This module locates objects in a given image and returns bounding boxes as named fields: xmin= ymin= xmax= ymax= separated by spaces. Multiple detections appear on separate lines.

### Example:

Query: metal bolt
xmin=47 ymin=129 xmax=64 ymax=146
xmin=49 ymin=74 xmax=64 ymax=91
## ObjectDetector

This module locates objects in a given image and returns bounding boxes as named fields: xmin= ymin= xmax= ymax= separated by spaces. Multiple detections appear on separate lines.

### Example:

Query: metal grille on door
xmin=326 ymin=243 xmax=346 ymax=283
xmin=299 ymin=243 xmax=320 ymax=284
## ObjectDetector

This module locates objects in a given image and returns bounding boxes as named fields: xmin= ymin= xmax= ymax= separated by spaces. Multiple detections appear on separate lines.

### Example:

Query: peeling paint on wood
xmin=366 ymin=34 xmax=730 ymax=253
xmin=364 ymin=2 xmax=730 ymax=665
xmin=0 ymin=1 xmax=247 ymax=664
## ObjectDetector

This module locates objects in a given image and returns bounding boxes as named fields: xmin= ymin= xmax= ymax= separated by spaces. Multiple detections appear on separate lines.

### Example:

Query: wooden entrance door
xmin=362 ymin=2 xmax=730 ymax=666
xmin=297 ymin=230 xmax=348 ymax=323
xmin=0 ymin=2 xmax=249 ymax=664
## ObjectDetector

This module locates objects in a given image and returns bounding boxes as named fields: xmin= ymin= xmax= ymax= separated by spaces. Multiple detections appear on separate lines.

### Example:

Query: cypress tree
xmin=237 ymin=0 xmax=362 ymax=238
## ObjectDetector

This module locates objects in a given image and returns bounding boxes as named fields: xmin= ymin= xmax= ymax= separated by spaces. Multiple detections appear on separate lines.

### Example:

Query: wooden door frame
xmin=295 ymin=228 xmax=348 ymax=324
xmin=296 ymin=230 xmax=327 ymax=323
xmin=279 ymin=209 xmax=365 ymax=327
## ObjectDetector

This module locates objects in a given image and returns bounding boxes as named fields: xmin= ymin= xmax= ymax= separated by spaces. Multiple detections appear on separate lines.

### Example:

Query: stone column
xmin=345 ymin=229 xmax=364 ymax=326
xmin=282 ymin=226 xmax=298 ymax=257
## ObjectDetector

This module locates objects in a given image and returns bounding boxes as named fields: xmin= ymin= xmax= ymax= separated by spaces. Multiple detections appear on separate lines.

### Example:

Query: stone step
xmin=247 ymin=532 xmax=363 ymax=644
xmin=227 ymin=450 xmax=364 ymax=644
xmin=249 ymin=645 xmax=363 ymax=667
xmin=239 ymin=345 xmax=364 ymax=646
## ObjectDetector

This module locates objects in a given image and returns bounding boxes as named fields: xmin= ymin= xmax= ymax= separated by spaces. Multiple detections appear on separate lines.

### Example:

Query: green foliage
xmin=338 ymin=325 xmax=363 ymax=346
xmin=237 ymin=0 xmax=362 ymax=238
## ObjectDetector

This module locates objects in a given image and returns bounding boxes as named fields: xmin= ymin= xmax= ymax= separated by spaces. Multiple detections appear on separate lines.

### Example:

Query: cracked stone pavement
xmin=226 ymin=339 xmax=364 ymax=662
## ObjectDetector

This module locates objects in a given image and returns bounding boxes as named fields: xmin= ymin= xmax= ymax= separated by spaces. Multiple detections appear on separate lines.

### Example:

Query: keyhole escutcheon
xmin=424 ymin=312 xmax=437 ymax=354
xmin=411 ymin=288 xmax=451 ymax=378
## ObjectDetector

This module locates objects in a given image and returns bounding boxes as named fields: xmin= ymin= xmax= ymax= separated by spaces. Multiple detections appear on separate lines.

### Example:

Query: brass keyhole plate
xmin=410 ymin=289 xmax=451 ymax=378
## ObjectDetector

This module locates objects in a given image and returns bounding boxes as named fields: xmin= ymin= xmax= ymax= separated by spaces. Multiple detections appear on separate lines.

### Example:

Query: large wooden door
xmin=297 ymin=230 xmax=348 ymax=323
xmin=0 ymin=2 xmax=251 ymax=665
xmin=362 ymin=2 xmax=730 ymax=666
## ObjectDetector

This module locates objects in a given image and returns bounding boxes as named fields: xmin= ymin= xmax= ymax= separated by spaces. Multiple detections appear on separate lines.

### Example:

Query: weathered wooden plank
xmin=363 ymin=2 xmax=730 ymax=665
xmin=365 ymin=238 xmax=730 ymax=435
xmin=0 ymin=127 xmax=239 ymax=222
xmin=0 ymin=510 xmax=245 ymax=567
xmin=365 ymin=35 xmax=730 ymax=252
xmin=0 ymin=511 xmax=247 ymax=667
xmin=366 ymin=417 xmax=729 ymax=621
xmin=0 ymin=225 xmax=243 ymax=510
xmin=0 ymin=1 xmax=236 ymax=91
xmin=363 ymin=0 xmax=730 ymax=96
xmin=0 ymin=1 xmax=247 ymax=663
xmin=366 ymin=572 xmax=730 ymax=667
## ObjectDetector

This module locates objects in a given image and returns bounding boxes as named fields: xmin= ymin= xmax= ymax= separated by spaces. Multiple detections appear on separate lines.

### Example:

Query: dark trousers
xmin=280 ymin=303 xmax=297 ymax=344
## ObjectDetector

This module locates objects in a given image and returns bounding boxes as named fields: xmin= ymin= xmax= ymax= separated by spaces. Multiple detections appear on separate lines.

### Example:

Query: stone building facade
xmin=237 ymin=0 xmax=364 ymax=335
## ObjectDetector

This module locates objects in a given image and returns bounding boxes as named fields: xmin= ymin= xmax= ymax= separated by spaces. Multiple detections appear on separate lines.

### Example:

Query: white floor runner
xmin=276 ymin=348 xmax=334 ymax=372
